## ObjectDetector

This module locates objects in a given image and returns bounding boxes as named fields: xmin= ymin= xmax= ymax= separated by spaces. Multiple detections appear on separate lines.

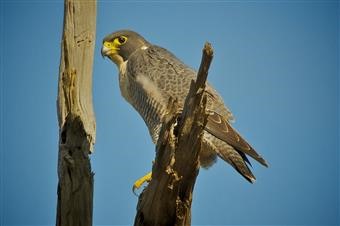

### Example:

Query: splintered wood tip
xmin=204 ymin=42 xmax=214 ymax=57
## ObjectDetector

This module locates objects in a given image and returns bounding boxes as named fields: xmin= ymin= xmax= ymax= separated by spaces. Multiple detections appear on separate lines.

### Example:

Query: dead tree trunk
xmin=56 ymin=0 xmax=96 ymax=225
xmin=134 ymin=43 xmax=214 ymax=226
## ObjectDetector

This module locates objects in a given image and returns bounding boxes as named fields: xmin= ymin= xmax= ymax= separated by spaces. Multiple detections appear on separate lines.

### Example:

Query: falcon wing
xmin=205 ymin=111 xmax=268 ymax=167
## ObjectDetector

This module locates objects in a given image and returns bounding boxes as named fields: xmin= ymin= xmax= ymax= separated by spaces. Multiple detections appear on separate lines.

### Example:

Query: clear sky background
xmin=1 ymin=1 xmax=339 ymax=225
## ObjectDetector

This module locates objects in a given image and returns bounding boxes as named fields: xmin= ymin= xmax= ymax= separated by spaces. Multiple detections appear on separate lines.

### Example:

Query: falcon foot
xmin=132 ymin=172 xmax=152 ymax=195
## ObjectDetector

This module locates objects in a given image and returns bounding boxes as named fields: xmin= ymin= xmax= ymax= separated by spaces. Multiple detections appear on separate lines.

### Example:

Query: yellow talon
xmin=132 ymin=172 xmax=152 ymax=195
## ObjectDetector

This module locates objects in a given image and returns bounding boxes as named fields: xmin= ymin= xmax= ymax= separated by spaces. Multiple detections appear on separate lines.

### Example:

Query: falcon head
xmin=101 ymin=30 xmax=150 ymax=67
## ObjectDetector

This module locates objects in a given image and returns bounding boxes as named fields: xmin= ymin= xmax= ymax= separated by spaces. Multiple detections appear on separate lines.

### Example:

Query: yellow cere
xmin=103 ymin=41 xmax=113 ymax=48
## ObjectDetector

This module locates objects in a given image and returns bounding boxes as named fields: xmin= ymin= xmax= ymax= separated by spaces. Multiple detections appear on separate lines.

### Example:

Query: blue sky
xmin=1 ymin=1 xmax=339 ymax=225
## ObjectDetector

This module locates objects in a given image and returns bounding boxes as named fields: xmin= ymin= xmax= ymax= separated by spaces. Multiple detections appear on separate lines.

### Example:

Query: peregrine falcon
xmin=101 ymin=30 xmax=268 ymax=184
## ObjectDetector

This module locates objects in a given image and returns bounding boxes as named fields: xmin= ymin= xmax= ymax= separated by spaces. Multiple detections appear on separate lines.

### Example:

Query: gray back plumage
xmin=123 ymin=45 xmax=233 ymax=142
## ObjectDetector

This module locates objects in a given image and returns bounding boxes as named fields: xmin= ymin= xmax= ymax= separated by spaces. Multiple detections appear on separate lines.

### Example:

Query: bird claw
xmin=132 ymin=172 xmax=152 ymax=196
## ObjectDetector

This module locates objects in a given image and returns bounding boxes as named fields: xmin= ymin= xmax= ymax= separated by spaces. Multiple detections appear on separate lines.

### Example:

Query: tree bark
xmin=134 ymin=43 xmax=214 ymax=226
xmin=56 ymin=0 xmax=96 ymax=225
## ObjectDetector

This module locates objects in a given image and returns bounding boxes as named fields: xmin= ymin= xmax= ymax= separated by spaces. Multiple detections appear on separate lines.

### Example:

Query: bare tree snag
xmin=134 ymin=43 xmax=214 ymax=226
xmin=56 ymin=0 xmax=96 ymax=225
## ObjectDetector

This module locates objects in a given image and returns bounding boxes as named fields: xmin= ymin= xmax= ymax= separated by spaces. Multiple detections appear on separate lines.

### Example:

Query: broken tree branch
xmin=134 ymin=43 xmax=214 ymax=226
xmin=56 ymin=0 xmax=96 ymax=225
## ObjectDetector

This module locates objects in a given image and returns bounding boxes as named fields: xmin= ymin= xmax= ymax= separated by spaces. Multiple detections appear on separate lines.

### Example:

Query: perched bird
xmin=101 ymin=30 xmax=268 ymax=186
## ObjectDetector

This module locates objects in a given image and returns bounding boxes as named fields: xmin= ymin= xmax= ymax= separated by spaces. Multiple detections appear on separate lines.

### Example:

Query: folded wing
xmin=205 ymin=111 xmax=268 ymax=167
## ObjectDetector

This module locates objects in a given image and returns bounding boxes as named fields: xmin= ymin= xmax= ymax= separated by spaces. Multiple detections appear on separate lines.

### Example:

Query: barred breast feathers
xmin=122 ymin=51 xmax=167 ymax=143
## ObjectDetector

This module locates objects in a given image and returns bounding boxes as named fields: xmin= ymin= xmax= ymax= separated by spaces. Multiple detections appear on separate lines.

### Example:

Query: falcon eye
xmin=117 ymin=36 xmax=127 ymax=44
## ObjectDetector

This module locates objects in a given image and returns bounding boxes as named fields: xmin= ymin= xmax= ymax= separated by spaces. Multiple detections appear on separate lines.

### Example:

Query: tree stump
xmin=56 ymin=0 xmax=96 ymax=225
xmin=134 ymin=43 xmax=214 ymax=226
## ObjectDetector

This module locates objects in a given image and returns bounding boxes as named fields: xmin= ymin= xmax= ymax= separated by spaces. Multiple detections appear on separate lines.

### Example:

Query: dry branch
xmin=56 ymin=0 xmax=96 ymax=225
xmin=134 ymin=43 xmax=214 ymax=226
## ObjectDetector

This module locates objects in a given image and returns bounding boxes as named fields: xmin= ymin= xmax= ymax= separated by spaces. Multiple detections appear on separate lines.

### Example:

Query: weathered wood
xmin=134 ymin=43 xmax=214 ymax=226
xmin=56 ymin=0 xmax=96 ymax=225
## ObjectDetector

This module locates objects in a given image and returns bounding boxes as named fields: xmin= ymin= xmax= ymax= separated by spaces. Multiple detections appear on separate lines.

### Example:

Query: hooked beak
xmin=101 ymin=45 xmax=110 ymax=58
xmin=101 ymin=41 xmax=123 ymax=66
xmin=101 ymin=41 xmax=120 ymax=59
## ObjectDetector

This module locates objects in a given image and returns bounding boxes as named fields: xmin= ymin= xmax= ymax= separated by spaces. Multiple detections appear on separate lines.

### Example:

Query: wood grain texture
xmin=134 ymin=43 xmax=214 ymax=226
xmin=56 ymin=0 xmax=96 ymax=225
